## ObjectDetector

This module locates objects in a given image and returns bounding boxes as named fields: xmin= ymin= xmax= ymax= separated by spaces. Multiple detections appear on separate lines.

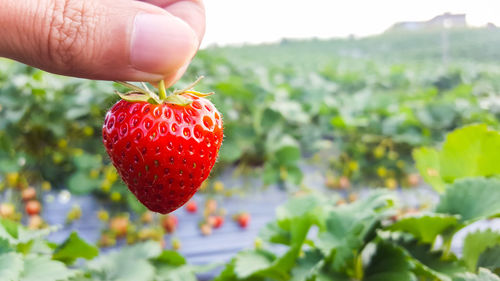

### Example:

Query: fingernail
xmin=131 ymin=14 xmax=197 ymax=76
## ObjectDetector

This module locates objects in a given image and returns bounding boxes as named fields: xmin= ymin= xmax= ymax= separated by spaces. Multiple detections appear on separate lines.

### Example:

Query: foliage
xmin=0 ymin=27 xmax=500 ymax=279
xmin=0 ymin=218 xmax=211 ymax=281
xmin=0 ymin=124 xmax=499 ymax=280
xmin=215 ymin=176 xmax=500 ymax=280
xmin=211 ymin=28 xmax=500 ymax=66
xmin=210 ymin=126 xmax=500 ymax=280
xmin=2 ymin=28 xmax=500 ymax=199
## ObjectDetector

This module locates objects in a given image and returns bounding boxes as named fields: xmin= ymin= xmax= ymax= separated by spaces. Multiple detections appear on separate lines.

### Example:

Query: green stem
xmin=158 ymin=80 xmax=167 ymax=100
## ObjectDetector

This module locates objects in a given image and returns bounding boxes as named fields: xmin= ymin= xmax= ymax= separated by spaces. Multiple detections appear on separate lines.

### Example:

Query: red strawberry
xmin=208 ymin=215 xmax=224 ymax=229
xmin=102 ymin=80 xmax=223 ymax=214
xmin=185 ymin=200 xmax=197 ymax=213
xmin=236 ymin=212 xmax=250 ymax=228
xmin=25 ymin=200 xmax=41 ymax=216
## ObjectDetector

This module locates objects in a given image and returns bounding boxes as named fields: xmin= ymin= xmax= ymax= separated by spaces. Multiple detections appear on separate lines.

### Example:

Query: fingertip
xmin=163 ymin=60 xmax=191 ymax=87
xmin=130 ymin=13 xmax=198 ymax=79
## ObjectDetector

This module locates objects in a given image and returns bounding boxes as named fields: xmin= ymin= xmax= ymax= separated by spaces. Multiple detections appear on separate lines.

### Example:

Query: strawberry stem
xmin=158 ymin=80 xmax=167 ymax=100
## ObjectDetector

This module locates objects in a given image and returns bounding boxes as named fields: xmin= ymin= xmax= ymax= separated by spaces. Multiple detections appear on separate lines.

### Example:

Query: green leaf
xmin=0 ymin=252 xmax=23 ymax=281
xmin=391 ymin=235 xmax=467 ymax=280
xmin=0 ymin=218 xmax=19 ymax=239
xmin=275 ymin=146 xmax=301 ymax=166
xmin=218 ymin=138 xmax=243 ymax=163
xmin=233 ymin=250 xmax=275 ymax=279
xmin=20 ymin=255 xmax=76 ymax=281
xmin=73 ymin=153 xmax=102 ymax=170
xmin=413 ymin=147 xmax=445 ymax=192
xmin=214 ymin=259 xmax=238 ymax=281
xmin=155 ymin=257 xmax=215 ymax=281
xmin=0 ymin=221 xmax=57 ymax=249
xmin=414 ymin=124 xmax=500 ymax=192
xmin=440 ymin=124 xmax=500 ymax=181
xmin=260 ymin=108 xmax=283 ymax=132
xmin=155 ymin=265 xmax=198 ymax=281
xmin=0 ymin=238 xmax=11 ymax=254
xmin=462 ymin=229 xmax=500 ymax=271
xmin=285 ymin=165 xmax=303 ymax=185
xmin=263 ymin=163 xmax=280 ymax=185
xmin=155 ymin=250 xmax=186 ymax=266
xmin=478 ymin=245 xmax=500 ymax=273
xmin=67 ymin=172 xmax=100 ymax=195
xmin=259 ymin=221 xmax=291 ymax=245
xmin=16 ymin=225 xmax=58 ymax=245
xmin=28 ymin=239 xmax=55 ymax=256
xmin=53 ymin=232 xmax=99 ymax=265
xmin=126 ymin=192 xmax=147 ymax=213
xmin=436 ymin=178 xmax=500 ymax=223
xmin=259 ymin=216 xmax=314 ymax=278
xmin=364 ymin=242 xmax=417 ymax=281
xmin=87 ymin=241 xmax=162 ymax=281
xmin=0 ymin=223 xmax=17 ymax=244
xmin=16 ymin=240 xmax=35 ymax=255
xmin=290 ymin=250 xmax=324 ymax=281
xmin=276 ymin=193 xmax=323 ymax=222
xmin=453 ymin=268 xmax=500 ymax=281
xmin=387 ymin=214 xmax=460 ymax=244
xmin=233 ymin=215 xmax=312 ymax=281
xmin=267 ymin=134 xmax=299 ymax=157
xmin=316 ymin=191 xmax=396 ymax=271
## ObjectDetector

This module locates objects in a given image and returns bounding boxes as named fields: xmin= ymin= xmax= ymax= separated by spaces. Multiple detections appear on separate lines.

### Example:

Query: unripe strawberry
xmin=407 ymin=173 xmax=420 ymax=187
xmin=110 ymin=216 xmax=129 ymax=237
xmin=161 ymin=215 xmax=178 ymax=233
xmin=21 ymin=187 xmax=36 ymax=201
xmin=200 ymin=223 xmax=212 ymax=236
xmin=205 ymin=199 xmax=217 ymax=215
xmin=141 ymin=211 xmax=154 ymax=224
xmin=28 ymin=215 xmax=44 ymax=230
xmin=0 ymin=203 xmax=15 ymax=218
xmin=172 ymin=238 xmax=181 ymax=250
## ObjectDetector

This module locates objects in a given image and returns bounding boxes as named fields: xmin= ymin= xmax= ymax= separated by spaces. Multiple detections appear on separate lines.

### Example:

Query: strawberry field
xmin=1 ymin=28 xmax=500 ymax=280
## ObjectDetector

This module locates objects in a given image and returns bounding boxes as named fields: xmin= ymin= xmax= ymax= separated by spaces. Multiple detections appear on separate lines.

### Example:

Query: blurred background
xmin=0 ymin=1 xmax=500 ymax=280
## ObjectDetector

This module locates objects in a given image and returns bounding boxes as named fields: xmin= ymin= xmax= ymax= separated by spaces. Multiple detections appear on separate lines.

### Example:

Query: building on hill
xmin=389 ymin=13 xmax=467 ymax=32
xmin=487 ymin=22 xmax=497 ymax=29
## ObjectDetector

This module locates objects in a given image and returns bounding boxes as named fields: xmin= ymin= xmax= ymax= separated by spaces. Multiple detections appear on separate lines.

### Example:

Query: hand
xmin=0 ymin=0 xmax=205 ymax=86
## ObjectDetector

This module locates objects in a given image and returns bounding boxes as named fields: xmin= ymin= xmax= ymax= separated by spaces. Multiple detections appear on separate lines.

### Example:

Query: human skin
xmin=0 ymin=0 xmax=205 ymax=86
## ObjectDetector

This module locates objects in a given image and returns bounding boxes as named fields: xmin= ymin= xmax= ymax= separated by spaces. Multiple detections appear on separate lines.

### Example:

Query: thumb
xmin=0 ymin=0 xmax=199 ymax=84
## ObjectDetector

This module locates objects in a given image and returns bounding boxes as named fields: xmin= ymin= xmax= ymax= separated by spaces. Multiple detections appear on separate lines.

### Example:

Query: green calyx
xmin=114 ymin=76 xmax=213 ymax=106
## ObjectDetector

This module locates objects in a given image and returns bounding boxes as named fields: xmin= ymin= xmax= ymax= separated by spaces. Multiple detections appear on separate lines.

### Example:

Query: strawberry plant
xmin=0 ymin=219 xmax=213 ymax=281
xmin=213 ymin=125 xmax=500 ymax=280
xmin=2 ymin=34 xmax=500 ymax=195
xmin=215 ymin=180 xmax=500 ymax=281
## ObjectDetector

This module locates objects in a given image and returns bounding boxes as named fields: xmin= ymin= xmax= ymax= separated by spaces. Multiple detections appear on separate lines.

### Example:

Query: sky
xmin=201 ymin=0 xmax=500 ymax=47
